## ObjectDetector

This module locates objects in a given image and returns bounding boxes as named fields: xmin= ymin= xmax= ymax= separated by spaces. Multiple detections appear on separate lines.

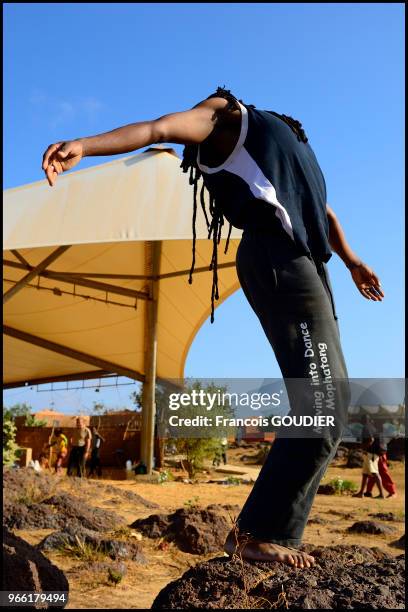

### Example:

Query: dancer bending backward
xmin=42 ymin=88 xmax=384 ymax=569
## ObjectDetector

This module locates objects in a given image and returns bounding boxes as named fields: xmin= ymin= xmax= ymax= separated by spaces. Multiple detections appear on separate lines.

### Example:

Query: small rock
xmin=308 ymin=516 xmax=328 ymax=525
xmin=38 ymin=524 xmax=99 ymax=551
xmin=346 ymin=448 xmax=364 ymax=468
xmin=38 ymin=525 xmax=146 ymax=563
xmin=347 ymin=521 xmax=397 ymax=535
xmin=3 ymin=527 xmax=68 ymax=603
xmin=387 ymin=437 xmax=405 ymax=461
xmin=390 ymin=534 xmax=405 ymax=550
xmin=317 ymin=484 xmax=336 ymax=495
xmin=130 ymin=504 xmax=239 ymax=554
xmin=100 ymin=539 xmax=146 ymax=563
xmin=369 ymin=512 xmax=398 ymax=522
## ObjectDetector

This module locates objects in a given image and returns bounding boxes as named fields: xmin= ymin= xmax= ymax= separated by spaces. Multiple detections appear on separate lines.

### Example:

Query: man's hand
xmin=326 ymin=205 xmax=385 ymax=302
xmin=349 ymin=262 xmax=384 ymax=301
xmin=42 ymin=140 xmax=84 ymax=187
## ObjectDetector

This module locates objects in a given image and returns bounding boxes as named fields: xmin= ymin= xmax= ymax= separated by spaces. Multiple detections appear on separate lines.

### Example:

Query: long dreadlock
xmin=180 ymin=86 xmax=308 ymax=323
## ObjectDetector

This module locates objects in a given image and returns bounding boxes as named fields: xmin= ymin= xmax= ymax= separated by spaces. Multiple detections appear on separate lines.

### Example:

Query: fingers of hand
xmin=371 ymin=274 xmax=385 ymax=298
xmin=367 ymin=287 xmax=380 ymax=301
xmin=44 ymin=154 xmax=65 ymax=186
xmin=46 ymin=162 xmax=58 ymax=187
xmin=369 ymin=285 xmax=384 ymax=299
xmin=359 ymin=286 xmax=372 ymax=300
xmin=367 ymin=277 xmax=384 ymax=300
xmin=57 ymin=145 xmax=68 ymax=160
xmin=52 ymin=159 xmax=63 ymax=174
xmin=359 ymin=284 xmax=382 ymax=301
xmin=42 ymin=142 xmax=62 ymax=170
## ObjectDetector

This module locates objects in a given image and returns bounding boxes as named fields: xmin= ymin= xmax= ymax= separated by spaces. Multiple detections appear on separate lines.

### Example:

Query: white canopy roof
xmin=3 ymin=147 xmax=242 ymax=388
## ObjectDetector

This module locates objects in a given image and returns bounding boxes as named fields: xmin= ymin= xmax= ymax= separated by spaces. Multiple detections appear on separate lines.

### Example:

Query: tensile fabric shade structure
xmin=3 ymin=146 xmax=242 ymax=471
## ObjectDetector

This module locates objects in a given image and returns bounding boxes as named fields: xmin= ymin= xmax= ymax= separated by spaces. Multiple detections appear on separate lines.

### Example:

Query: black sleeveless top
xmin=197 ymin=100 xmax=332 ymax=263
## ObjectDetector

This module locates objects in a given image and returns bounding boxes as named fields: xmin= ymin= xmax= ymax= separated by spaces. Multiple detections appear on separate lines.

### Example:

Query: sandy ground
xmin=16 ymin=455 xmax=405 ymax=610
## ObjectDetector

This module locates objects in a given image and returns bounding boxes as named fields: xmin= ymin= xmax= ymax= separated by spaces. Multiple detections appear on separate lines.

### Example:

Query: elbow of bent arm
xmin=151 ymin=116 xmax=175 ymax=144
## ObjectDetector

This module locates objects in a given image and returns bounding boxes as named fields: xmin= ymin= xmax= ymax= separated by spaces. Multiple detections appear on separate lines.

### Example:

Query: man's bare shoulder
xmin=193 ymin=96 xmax=241 ymax=126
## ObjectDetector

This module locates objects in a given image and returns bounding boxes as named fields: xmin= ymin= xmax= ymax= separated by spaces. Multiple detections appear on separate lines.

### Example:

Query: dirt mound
xmin=391 ymin=534 xmax=405 ymax=550
xmin=39 ymin=524 xmax=103 ymax=551
xmin=103 ymin=485 xmax=159 ymax=508
xmin=346 ymin=448 xmax=364 ymax=468
xmin=43 ymin=493 xmax=125 ymax=531
xmin=100 ymin=538 xmax=145 ymax=563
xmin=307 ymin=515 xmax=329 ymax=525
xmin=387 ymin=437 xmax=405 ymax=461
xmin=317 ymin=484 xmax=336 ymax=495
xmin=3 ymin=499 xmax=61 ymax=530
xmin=347 ymin=521 xmax=397 ymax=535
xmin=152 ymin=545 xmax=405 ymax=609
xmin=3 ymin=527 xmax=68 ymax=605
xmin=4 ymin=492 xmax=125 ymax=532
xmin=327 ymin=509 xmax=356 ymax=520
xmin=369 ymin=512 xmax=400 ymax=522
xmin=3 ymin=468 xmax=59 ymax=504
xmin=104 ymin=497 xmax=121 ymax=506
xmin=3 ymin=467 xmax=157 ymax=509
xmin=332 ymin=445 xmax=349 ymax=463
xmin=130 ymin=504 xmax=239 ymax=554
xmin=38 ymin=524 xmax=146 ymax=563
xmin=240 ymin=447 xmax=270 ymax=465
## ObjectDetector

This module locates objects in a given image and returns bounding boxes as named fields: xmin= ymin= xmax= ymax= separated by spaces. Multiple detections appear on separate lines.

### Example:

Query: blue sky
xmin=3 ymin=3 xmax=405 ymax=413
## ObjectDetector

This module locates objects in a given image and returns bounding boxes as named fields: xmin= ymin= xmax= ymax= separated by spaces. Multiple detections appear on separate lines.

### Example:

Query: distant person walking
xmin=221 ymin=437 xmax=228 ymax=465
xmin=353 ymin=416 xmax=384 ymax=498
xmin=48 ymin=428 xmax=68 ymax=474
xmin=212 ymin=437 xmax=228 ymax=467
xmin=365 ymin=446 xmax=397 ymax=498
xmin=88 ymin=425 xmax=105 ymax=478
xmin=67 ymin=417 xmax=91 ymax=477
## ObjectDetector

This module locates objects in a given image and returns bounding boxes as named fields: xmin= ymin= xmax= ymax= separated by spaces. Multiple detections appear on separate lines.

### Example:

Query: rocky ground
xmin=152 ymin=545 xmax=405 ymax=609
xmin=3 ymin=527 xmax=69 ymax=606
xmin=2 ymin=453 xmax=405 ymax=609
xmin=130 ymin=504 xmax=240 ymax=554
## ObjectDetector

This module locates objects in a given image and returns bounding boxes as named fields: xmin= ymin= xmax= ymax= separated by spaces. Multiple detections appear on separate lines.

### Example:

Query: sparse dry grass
xmin=14 ymin=480 xmax=58 ymax=506
xmin=11 ymin=460 xmax=404 ymax=609
xmin=57 ymin=535 xmax=106 ymax=564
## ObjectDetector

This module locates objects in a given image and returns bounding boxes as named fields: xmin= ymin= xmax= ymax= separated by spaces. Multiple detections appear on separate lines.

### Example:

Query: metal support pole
xmin=3 ymin=246 xmax=71 ymax=304
xmin=3 ymin=326 xmax=145 ymax=383
xmin=140 ymin=241 xmax=161 ymax=474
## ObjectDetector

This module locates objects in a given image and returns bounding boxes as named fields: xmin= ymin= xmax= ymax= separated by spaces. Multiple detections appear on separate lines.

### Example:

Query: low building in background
xmin=14 ymin=410 xmax=144 ymax=472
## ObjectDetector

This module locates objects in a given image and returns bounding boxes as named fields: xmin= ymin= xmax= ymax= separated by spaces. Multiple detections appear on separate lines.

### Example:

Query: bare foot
xmin=387 ymin=493 xmax=397 ymax=498
xmin=352 ymin=492 xmax=363 ymax=498
xmin=224 ymin=531 xmax=315 ymax=569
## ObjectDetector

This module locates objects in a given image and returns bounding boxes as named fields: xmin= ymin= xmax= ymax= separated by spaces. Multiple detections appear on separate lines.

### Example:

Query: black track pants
xmin=235 ymin=229 xmax=350 ymax=547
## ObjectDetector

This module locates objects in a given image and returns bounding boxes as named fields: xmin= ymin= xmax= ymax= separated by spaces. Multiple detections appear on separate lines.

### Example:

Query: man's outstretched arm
xmin=326 ymin=204 xmax=384 ymax=301
xmin=42 ymin=96 xmax=235 ymax=187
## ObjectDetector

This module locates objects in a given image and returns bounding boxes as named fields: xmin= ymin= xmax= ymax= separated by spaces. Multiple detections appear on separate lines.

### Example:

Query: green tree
xmin=24 ymin=415 xmax=47 ymax=427
xmin=3 ymin=403 xmax=46 ymax=427
xmin=175 ymin=437 xmax=221 ymax=479
xmin=167 ymin=380 xmax=236 ymax=479
xmin=3 ymin=416 xmax=20 ymax=466
xmin=92 ymin=401 xmax=106 ymax=415
xmin=131 ymin=380 xmax=236 ymax=477
xmin=3 ymin=402 xmax=32 ymax=420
